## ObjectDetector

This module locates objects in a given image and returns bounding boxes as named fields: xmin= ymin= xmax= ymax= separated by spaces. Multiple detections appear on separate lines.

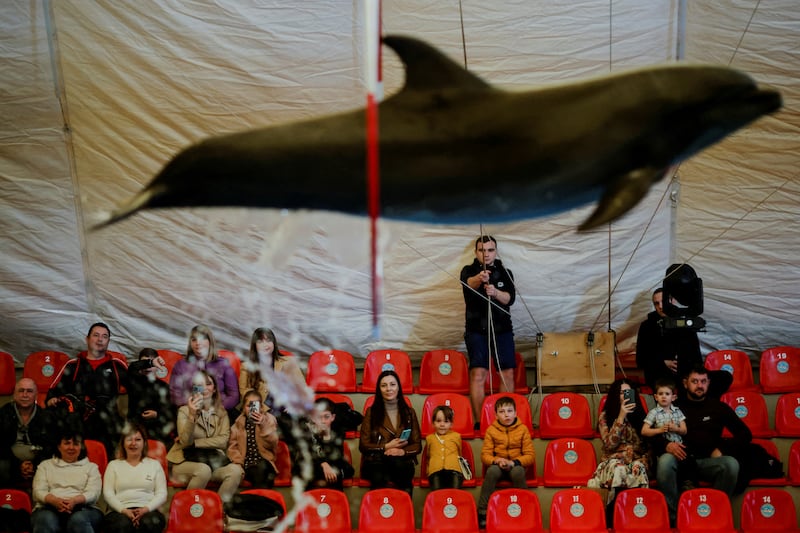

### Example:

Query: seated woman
xmin=588 ymin=378 xmax=650 ymax=524
xmin=169 ymin=325 xmax=240 ymax=417
xmin=102 ymin=423 xmax=167 ymax=533
xmin=167 ymin=371 xmax=243 ymax=503
xmin=227 ymin=389 xmax=280 ymax=488
xmin=31 ymin=430 xmax=103 ymax=533
xmin=239 ymin=327 xmax=305 ymax=403
xmin=359 ymin=370 xmax=421 ymax=496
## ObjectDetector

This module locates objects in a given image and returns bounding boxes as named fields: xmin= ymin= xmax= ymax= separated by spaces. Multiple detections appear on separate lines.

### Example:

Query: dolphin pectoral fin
xmin=578 ymin=167 xmax=668 ymax=231
xmin=92 ymin=184 xmax=167 ymax=230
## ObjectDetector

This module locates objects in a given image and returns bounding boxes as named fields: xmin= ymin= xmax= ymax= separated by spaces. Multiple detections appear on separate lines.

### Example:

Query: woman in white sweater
xmin=31 ymin=431 xmax=103 ymax=533
xmin=102 ymin=423 xmax=167 ymax=533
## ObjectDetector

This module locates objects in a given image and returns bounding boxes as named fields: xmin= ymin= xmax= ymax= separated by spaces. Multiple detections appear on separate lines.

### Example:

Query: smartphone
xmin=191 ymin=384 xmax=204 ymax=396
xmin=399 ymin=428 xmax=412 ymax=441
xmin=623 ymin=388 xmax=635 ymax=405
xmin=248 ymin=400 xmax=260 ymax=415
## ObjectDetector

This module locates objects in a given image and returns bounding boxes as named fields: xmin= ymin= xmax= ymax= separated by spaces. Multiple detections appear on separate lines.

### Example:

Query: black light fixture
xmin=661 ymin=263 xmax=706 ymax=330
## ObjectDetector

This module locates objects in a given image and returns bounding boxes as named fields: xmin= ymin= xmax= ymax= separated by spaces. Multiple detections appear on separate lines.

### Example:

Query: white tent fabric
xmin=1 ymin=0 xmax=798 ymax=366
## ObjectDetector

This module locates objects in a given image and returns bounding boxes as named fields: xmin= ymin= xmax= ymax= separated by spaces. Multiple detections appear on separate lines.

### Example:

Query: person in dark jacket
xmin=126 ymin=348 xmax=176 ymax=446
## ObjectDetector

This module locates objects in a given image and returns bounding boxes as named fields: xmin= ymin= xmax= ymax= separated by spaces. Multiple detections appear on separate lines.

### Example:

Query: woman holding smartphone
xmin=358 ymin=370 xmax=421 ymax=496
xmin=227 ymin=389 xmax=280 ymax=488
xmin=588 ymin=378 xmax=650 ymax=525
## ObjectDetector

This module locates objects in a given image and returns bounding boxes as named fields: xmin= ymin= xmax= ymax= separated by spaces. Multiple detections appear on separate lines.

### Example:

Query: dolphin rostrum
xmin=95 ymin=35 xmax=782 ymax=231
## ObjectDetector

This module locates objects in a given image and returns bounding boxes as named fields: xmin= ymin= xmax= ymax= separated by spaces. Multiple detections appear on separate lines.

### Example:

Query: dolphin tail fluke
xmin=578 ymin=167 xmax=669 ymax=231
xmin=90 ymin=185 xmax=165 ymax=231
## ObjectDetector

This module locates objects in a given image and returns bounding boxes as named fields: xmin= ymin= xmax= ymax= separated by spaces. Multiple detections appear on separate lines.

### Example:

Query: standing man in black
xmin=461 ymin=235 xmax=516 ymax=430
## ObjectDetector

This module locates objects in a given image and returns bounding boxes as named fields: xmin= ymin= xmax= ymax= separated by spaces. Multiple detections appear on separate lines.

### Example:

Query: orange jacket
xmin=481 ymin=417 xmax=535 ymax=467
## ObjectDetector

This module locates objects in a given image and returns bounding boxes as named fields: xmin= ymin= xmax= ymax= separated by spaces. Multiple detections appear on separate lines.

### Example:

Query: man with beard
xmin=651 ymin=365 xmax=751 ymax=526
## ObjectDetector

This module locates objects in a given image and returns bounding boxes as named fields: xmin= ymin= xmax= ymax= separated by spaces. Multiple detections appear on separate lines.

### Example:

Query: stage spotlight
xmin=661 ymin=263 xmax=706 ymax=330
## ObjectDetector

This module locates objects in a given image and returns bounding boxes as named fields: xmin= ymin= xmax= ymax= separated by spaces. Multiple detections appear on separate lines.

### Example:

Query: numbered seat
xmin=485 ymin=351 xmax=528 ymax=394
xmin=418 ymin=349 xmax=469 ymax=394
xmin=217 ymin=349 xmax=241 ymax=379
xmin=420 ymin=392 xmax=475 ymax=438
xmin=774 ymin=392 xmax=800 ymax=437
xmin=155 ymin=349 xmax=184 ymax=383
xmin=705 ymin=349 xmax=759 ymax=392
xmin=0 ymin=351 xmax=17 ymax=395
xmin=306 ymin=349 xmax=357 ymax=392
xmin=23 ymin=350 xmax=69 ymax=405
xmin=789 ymin=440 xmax=800 ymax=486
xmin=360 ymin=349 xmax=414 ymax=393
xmin=84 ymin=439 xmax=108 ymax=477
xmin=417 ymin=438 xmax=477 ymax=488
xmin=356 ymin=488 xmax=416 ymax=533
xmin=749 ymin=439 xmax=787 ymax=486
xmin=759 ymin=346 xmax=800 ymax=393
xmin=542 ymin=437 xmax=597 ymax=487
xmin=613 ymin=487 xmax=672 ymax=533
xmin=479 ymin=392 xmax=534 ymax=437
xmin=720 ymin=391 xmax=774 ymax=438
xmin=294 ymin=489 xmax=351 ymax=533
xmin=421 ymin=488 xmax=479 ymax=533
xmin=166 ymin=489 xmax=224 ymax=533
xmin=676 ymin=488 xmax=737 ymax=533
xmin=0 ymin=488 xmax=32 ymax=512
xmin=549 ymin=488 xmax=607 ymax=533
xmin=485 ymin=488 xmax=543 ymax=533
xmin=740 ymin=488 xmax=800 ymax=533
xmin=538 ymin=392 xmax=594 ymax=439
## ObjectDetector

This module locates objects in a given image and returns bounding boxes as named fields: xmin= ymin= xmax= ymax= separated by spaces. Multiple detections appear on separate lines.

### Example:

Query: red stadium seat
xmin=420 ymin=392 xmax=475 ymax=438
xmin=613 ymin=487 xmax=672 ymax=533
xmin=705 ymin=349 xmax=759 ymax=392
xmin=774 ymin=392 xmax=800 ymax=437
xmin=676 ymin=488 xmax=737 ymax=533
xmin=421 ymin=488 xmax=479 ymax=533
xmin=306 ymin=349 xmax=357 ymax=392
xmin=217 ymin=349 xmax=241 ymax=378
xmin=485 ymin=351 xmax=528 ymax=394
xmin=479 ymin=392 xmax=533 ymax=437
xmin=155 ymin=349 xmax=183 ymax=383
xmin=146 ymin=439 xmax=170 ymax=483
xmin=360 ymin=349 xmax=414 ymax=393
xmin=486 ymin=488 xmax=543 ymax=533
xmin=294 ymin=489 xmax=351 ymax=533
xmin=166 ymin=489 xmax=224 ymax=533
xmin=538 ymin=392 xmax=594 ymax=439
xmin=749 ymin=439 xmax=787 ymax=486
xmin=356 ymin=488 xmax=416 ymax=533
xmin=759 ymin=346 xmax=800 ymax=394
xmin=272 ymin=440 xmax=292 ymax=487
xmin=23 ymin=350 xmax=69 ymax=405
xmin=0 ymin=351 xmax=18 ymax=395
xmin=0 ymin=488 xmax=32 ymax=512
xmin=740 ymin=488 xmax=800 ymax=533
xmin=720 ymin=391 xmax=774 ymax=438
xmin=549 ymin=488 xmax=607 ymax=533
xmin=543 ymin=438 xmax=597 ymax=487
xmin=417 ymin=349 xmax=469 ymax=394
xmin=84 ymin=439 xmax=108 ymax=477
xmin=790 ymin=440 xmax=800 ymax=486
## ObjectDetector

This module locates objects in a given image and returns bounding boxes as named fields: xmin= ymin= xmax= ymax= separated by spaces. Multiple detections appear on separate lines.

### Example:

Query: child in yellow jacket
xmin=477 ymin=396 xmax=535 ymax=526
xmin=424 ymin=405 xmax=464 ymax=490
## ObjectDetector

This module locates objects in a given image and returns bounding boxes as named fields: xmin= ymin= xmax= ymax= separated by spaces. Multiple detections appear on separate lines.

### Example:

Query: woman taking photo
xmin=359 ymin=370 xmax=421 ymax=495
xmin=31 ymin=430 xmax=103 ymax=533
xmin=102 ymin=424 xmax=167 ymax=533
xmin=227 ymin=389 xmax=280 ymax=488
xmin=167 ymin=371 xmax=243 ymax=503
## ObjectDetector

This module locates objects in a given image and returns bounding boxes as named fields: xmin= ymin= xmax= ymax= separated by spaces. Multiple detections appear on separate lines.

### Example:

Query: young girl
xmin=425 ymin=405 xmax=464 ymax=490
xmin=227 ymin=389 xmax=280 ymax=488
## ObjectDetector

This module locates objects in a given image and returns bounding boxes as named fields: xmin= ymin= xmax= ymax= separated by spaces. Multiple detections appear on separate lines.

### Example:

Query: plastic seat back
xmin=306 ymin=349 xmax=357 ymax=392
xmin=147 ymin=439 xmax=170 ymax=482
xmin=549 ymin=488 xmax=607 ymax=533
xmin=360 ymin=349 xmax=414 ymax=393
xmin=774 ymin=392 xmax=800 ymax=437
xmin=720 ymin=391 xmax=774 ymax=438
xmin=166 ymin=489 xmax=224 ymax=533
xmin=485 ymin=351 xmax=528 ymax=393
xmin=790 ymin=440 xmax=800 ymax=486
xmin=543 ymin=437 xmax=597 ymax=487
xmin=479 ymin=392 xmax=533 ymax=437
xmin=760 ymin=346 xmax=800 ymax=393
xmin=421 ymin=488 xmax=478 ymax=533
xmin=740 ymin=488 xmax=800 ymax=533
xmin=749 ymin=439 xmax=787 ymax=486
xmin=420 ymin=392 xmax=475 ymax=438
xmin=294 ymin=489 xmax=351 ymax=533
xmin=486 ymin=488 xmax=543 ymax=532
xmin=705 ymin=349 xmax=759 ymax=392
xmin=356 ymin=488 xmax=415 ymax=533
xmin=0 ymin=351 xmax=17 ymax=395
xmin=23 ymin=350 xmax=69 ymax=405
xmin=272 ymin=440 xmax=292 ymax=487
xmin=613 ymin=487 xmax=672 ymax=532
xmin=676 ymin=488 xmax=737 ymax=533
xmin=84 ymin=438 xmax=108 ymax=476
xmin=418 ymin=349 xmax=469 ymax=394
xmin=155 ymin=349 xmax=184 ymax=383
xmin=0 ymin=488 xmax=32 ymax=512
xmin=538 ymin=392 xmax=594 ymax=439
xmin=217 ymin=349 xmax=241 ymax=378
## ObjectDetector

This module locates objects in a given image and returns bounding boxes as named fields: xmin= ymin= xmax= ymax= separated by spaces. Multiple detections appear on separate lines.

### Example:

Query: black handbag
xmin=182 ymin=446 xmax=231 ymax=469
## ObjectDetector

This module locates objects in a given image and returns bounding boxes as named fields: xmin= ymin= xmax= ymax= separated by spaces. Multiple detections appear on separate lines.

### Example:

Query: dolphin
xmin=95 ymin=35 xmax=781 ymax=231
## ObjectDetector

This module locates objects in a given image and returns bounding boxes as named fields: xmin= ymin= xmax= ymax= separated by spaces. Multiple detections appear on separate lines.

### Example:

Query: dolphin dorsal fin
xmin=383 ymin=35 xmax=491 ymax=91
